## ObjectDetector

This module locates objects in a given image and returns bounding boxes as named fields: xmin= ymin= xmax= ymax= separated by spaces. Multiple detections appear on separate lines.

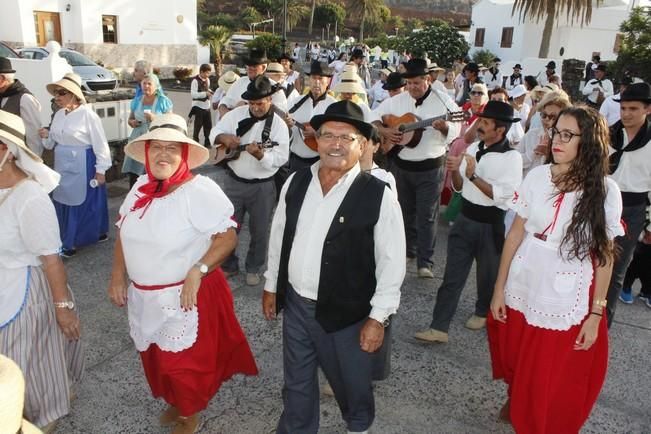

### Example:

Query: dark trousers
xmin=191 ymin=107 xmax=212 ymax=147
xmin=623 ymin=242 xmax=651 ymax=296
xmin=430 ymin=213 xmax=502 ymax=332
xmin=390 ymin=163 xmax=444 ymax=269
xmin=277 ymin=287 xmax=376 ymax=434
xmin=606 ymin=203 xmax=647 ymax=326
xmin=221 ymin=175 xmax=276 ymax=274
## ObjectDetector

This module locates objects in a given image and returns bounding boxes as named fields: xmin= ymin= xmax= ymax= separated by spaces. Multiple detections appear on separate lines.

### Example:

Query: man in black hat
xmin=581 ymin=63 xmax=613 ymax=109
xmin=585 ymin=54 xmax=600 ymax=82
xmin=605 ymin=82 xmax=651 ymax=324
xmin=457 ymin=62 xmax=483 ymax=105
xmin=372 ymin=57 xmax=461 ymax=279
xmin=599 ymin=76 xmax=632 ymax=126
xmin=506 ymin=63 xmax=524 ymax=90
xmin=539 ymin=60 xmax=560 ymax=86
xmin=483 ymin=57 xmax=503 ymax=91
xmin=382 ymin=72 xmax=406 ymax=97
xmin=218 ymin=49 xmax=287 ymax=118
xmin=210 ymin=75 xmax=290 ymax=285
xmin=0 ymin=57 xmax=42 ymax=156
xmin=284 ymin=61 xmax=337 ymax=171
xmin=189 ymin=63 xmax=214 ymax=147
xmin=263 ymin=100 xmax=405 ymax=434
xmin=278 ymin=52 xmax=300 ymax=92
xmin=415 ymin=101 xmax=522 ymax=342
xmin=351 ymin=48 xmax=371 ymax=91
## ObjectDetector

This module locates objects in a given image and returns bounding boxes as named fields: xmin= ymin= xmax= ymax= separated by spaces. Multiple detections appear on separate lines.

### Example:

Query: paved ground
xmin=53 ymin=91 xmax=650 ymax=433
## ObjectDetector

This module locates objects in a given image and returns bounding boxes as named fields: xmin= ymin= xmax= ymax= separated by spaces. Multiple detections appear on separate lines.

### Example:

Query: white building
xmin=0 ymin=0 xmax=199 ymax=69
xmin=468 ymin=0 xmax=648 ymax=63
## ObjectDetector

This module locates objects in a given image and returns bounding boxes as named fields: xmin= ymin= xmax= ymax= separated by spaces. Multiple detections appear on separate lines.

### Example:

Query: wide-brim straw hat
xmin=0 ymin=110 xmax=40 ymax=162
xmin=428 ymin=62 xmax=445 ymax=73
xmin=0 ymin=355 xmax=43 ymax=434
xmin=46 ymin=72 xmax=86 ymax=104
xmin=124 ymin=113 xmax=208 ymax=170
xmin=218 ymin=70 xmax=239 ymax=92
xmin=265 ymin=62 xmax=284 ymax=75
xmin=334 ymin=71 xmax=366 ymax=95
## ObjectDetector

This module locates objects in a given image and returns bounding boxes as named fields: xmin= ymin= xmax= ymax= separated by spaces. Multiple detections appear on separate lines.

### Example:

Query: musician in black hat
xmin=605 ymin=82 xmax=651 ymax=323
xmin=263 ymin=100 xmax=405 ymax=434
xmin=372 ymin=57 xmax=461 ymax=279
xmin=0 ymin=57 xmax=42 ymax=156
xmin=582 ymin=64 xmax=613 ymax=109
xmin=210 ymin=75 xmax=290 ymax=285
xmin=506 ymin=63 xmax=524 ymax=90
xmin=483 ymin=57 xmax=503 ymax=91
xmin=218 ymin=49 xmax=288 ymax=118
xmin=415 ymin=101 xmax=522 ymax=342
xmin=382 ymin=72 xmax=406 ymax=97
xmin=540 ymin=60 xmax=560 ymax=87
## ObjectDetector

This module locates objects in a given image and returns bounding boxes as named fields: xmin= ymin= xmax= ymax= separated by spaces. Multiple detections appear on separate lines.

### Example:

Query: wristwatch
xmin=469 ymin=173 xmax=478 ymax=182
xmin=194 ymin=262 xmax=209 ymax=275
xmin=53 ymin=300 xmax=74 ymax=310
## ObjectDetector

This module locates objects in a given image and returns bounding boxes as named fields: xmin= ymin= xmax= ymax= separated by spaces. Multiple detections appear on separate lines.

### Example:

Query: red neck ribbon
xmin=131 ymin=141 xmax=193 ymax=218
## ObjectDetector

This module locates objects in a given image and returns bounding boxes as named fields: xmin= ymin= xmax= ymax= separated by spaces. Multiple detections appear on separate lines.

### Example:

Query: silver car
xmin=18 ymin=47 xmax=118 ymax=92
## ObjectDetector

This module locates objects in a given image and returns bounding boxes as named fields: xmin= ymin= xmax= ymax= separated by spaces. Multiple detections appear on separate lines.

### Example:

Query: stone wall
xmin=562 ymin=58 xmax=587 ymax=103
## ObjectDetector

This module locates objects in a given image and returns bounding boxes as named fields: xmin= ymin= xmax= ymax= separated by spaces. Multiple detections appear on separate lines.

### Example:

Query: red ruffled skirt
xmin=139 ymin=268 xmax=258 ymax=416
xmin=487 ymin=279 xmax=608 ymax=434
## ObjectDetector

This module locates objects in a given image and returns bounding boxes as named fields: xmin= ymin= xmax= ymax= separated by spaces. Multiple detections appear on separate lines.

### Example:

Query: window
xmin=102 ymin=15 xmax=118 ymax=43
xmin=474 ymin=28 xmax=485 ymax=47
xmin=500 ymin=27 xmax=514 ymax=48
xmin=613 ymin=33 xmax=623 ymax=53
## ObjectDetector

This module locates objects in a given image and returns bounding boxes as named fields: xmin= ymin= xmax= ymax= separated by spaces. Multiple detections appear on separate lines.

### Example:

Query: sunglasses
xmin=540 ymin=112 xmax=557 ymax=121
xmin=55 ymin=89 xmax=70 ymax=97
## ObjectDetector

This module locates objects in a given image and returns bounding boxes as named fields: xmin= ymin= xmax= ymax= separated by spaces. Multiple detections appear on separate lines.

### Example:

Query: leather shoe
xmin=414 ymin=328 xmax=448 ymax=343
xmin=246 ymin=272 xmax=261 ymax=286
xmin=172 ymin=414 xmax=202 ymax=434
xmin=417 ymin=267 xmax=434 ymax=279
xmin=160 ymin=406 xmax=180 ymax=427
xmin=465 ymin=314 xmax=487 ymax=330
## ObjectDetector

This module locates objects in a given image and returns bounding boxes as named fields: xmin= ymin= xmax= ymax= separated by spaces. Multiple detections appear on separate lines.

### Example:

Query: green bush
xmin=613 ymin=7 xmax=651 ymax=84
xmin=406 ymin=22 xmax=469 ymax=67
xmin=472 ymin=49 xmax=497 ymax=67
xmin=246 ymin=33 xmax=284 ymax=60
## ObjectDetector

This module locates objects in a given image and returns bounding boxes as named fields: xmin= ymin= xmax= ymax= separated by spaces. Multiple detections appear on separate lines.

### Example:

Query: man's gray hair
xmin=133 ymin=59 xmax=152 ymax=73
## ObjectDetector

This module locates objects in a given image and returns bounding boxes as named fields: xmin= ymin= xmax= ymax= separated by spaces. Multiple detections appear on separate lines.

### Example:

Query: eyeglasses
xmin=540 ymin=112 xmax=557 ymax=121
xmin=547 ymin=127 xmax=580 ymax=143
xmin=55 ymin=89 xmax=70 ymax=96
xmin=470 ymin=91 xmax=484 ymax=96
xmin=318 ymin=132 xmax=359 ymax=145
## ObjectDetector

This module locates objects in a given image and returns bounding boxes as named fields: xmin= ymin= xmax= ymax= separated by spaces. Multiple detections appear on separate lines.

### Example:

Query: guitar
xmin=293 ymin=121 xmax=319 ymax=152
xmin=381 ymin=111 xmax=465 ymax=155
xmin=214 ymin=140 xmax=279 ymax=164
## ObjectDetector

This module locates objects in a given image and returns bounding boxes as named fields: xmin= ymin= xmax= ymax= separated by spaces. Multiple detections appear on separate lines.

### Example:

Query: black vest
xmin=275 ymin=168 xmax=386 ymax=332
xmin=192 ymin=76 xmax=209 ymax=102
xmin=0 ymin=80 xmax=32 ymax=116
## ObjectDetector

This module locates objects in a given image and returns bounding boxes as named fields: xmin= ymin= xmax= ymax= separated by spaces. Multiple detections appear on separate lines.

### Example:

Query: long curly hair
xmin=550 ymin=106 xmax=615 ymax=266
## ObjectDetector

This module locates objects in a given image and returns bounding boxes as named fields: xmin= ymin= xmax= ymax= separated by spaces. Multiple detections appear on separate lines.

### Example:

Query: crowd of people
xmin=0 ymin=40 xmax=649 ymax=434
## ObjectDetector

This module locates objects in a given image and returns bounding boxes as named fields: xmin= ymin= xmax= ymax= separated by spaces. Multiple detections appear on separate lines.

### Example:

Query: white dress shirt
xmin=599 ymin=93 xmax=621 ymax=126
xmin=483 ymin=69 xmax=503 ymax=90
xmin=1 ymin=93 xmax=42 ymax=156
xmin=512 ymin=103 xmax=530 ymax=130
xmin=264 ymin=162 xmax=406 ymax=322
xmin=190 ymin=76 xmax=211 ymax=110
xmin=582 ymin=78 xmax=614 ymax=104
xmin=455 ymin=141 xmax=523 ymax=210
xmin=287 ymin=93 xmax=337 ymax=158
xmin=209 ymin=105 xmax=290 ymax=179
xmin=220 ymin=76 xmax=288 ymax=112
xmin=369 ymin=80 xmax=389 ymax=109
xmin=371 ymin=89 xmax=461 ymax=161
xmin=609 ymin=129 xmax=651 ymax=193
xmin=518 ymin=127 xmax=547 ymax=175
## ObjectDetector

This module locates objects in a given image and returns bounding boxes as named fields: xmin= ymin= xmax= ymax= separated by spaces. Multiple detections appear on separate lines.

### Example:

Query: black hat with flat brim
xmin=383 ymin=72 xmax=406 ymax=90
xmin=613 ymin=82 xmax=651 ymax=103
xmin=0 ymin=57 xmax=15 ymax=74
xmin=305 ymin=61 xmax=334 ymax=77
xmin=402 ymin=58 xmax=429 ymax=78
xmin=478 ymin=100 xmax=521 ymax=123
xmin=513 ymin=63 xmax=522 ymax=70
xmin=310 ymin=100 xmax=374 ymax=140
xmin=545 ymin=61 xmax=556 ymax=69
xmin=278 ymin=52 xmax=294 ymax=63
xmin=351 ymin=49 xmax=364 ymax=59
xmin=244 ymin=49 xmax=268 ymax=66
xmin=241 ymin=75 xmax=278 ymax=100
xmin=465 ymin=62 xmax=480 ymax=73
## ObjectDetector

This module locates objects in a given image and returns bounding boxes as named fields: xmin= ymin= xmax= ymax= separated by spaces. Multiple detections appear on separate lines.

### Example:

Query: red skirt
xmin=139 ymin=268 xmax=258 ymax=416
xmin=487 ymin=280 xmax=608 ymax=434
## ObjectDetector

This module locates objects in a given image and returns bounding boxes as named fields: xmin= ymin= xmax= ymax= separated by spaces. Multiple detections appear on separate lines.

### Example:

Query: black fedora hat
xmin=244 ymin=49 xmax=268 ymax=66
xmin=613 ymin=82 xmax=651 ymax=103
xmin=465 ymin=62 xmax=480 ymax=73
xmin=402 ymin=58 xmax=429 ymax=78
xmin=545 ymin=61 xmax=556 ymax=69
xmin=0 ymin=57 xmax=15 ymax=74
xmin=351 ymin=48 xmax=364 ymax=59
xmin=478 ymin=100 xmax=521 ymax=123
xmin=310 ymin=100 xmax=374 ymax=139
xmin=382 ymin=72 xmax=406 ymax=90
xmin=277 ymin=52 xmax=294 ymax=63
xmin=305 ymin=61 xmax=334 ymax=77
xmin=513 ymin=63 xmax=522 ymax=70
xmin=241 ymin=75 xmax=278 ymax=100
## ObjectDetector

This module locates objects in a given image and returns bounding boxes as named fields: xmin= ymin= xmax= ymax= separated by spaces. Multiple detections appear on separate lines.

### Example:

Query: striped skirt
xmin=0 ymin=266 xmax=85 ymax=427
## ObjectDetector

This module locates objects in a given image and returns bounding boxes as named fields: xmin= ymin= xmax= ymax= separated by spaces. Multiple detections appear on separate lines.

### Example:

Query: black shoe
xmin=98 ymin=234 xmax=109 ymax=242
xmin=61 ymin=248 xmax=77 ymax=258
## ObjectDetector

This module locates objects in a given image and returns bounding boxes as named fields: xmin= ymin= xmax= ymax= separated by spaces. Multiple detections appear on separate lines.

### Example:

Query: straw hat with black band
xmin=0 ymin=355 xmax=42 ymax=434
xmin=265 ymin=62 xmax=285 ymax=75
xmin=334 ymin=70 xmax=366 ymax=95
xmin=218 ymin=70 xmax=239 ymax=92
xmin=124 ymin=113 xmax=208 ymax=170
xmin=0 ymin=110 xmax=60 ymax=193
xmin=46 ymin=72 xmax=86 ymax=104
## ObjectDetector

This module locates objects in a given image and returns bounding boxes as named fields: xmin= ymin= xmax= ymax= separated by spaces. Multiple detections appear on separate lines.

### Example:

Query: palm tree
xmin=286 ymin=1 xmax=310 ymax=32
xmin=512 ymin=0 xmax=602 ymax=58
xmin=308 ymin=0 xmax=317 ymax=35
xmin=198 ymin=25 xmax=232 ymax=76
xmin=349 ymin=0 xmax=384 ymax=41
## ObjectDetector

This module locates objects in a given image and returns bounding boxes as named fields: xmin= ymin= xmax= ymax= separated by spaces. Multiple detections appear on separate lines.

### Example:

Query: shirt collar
xmin=311 ymin=161 xmax=361 ymax=196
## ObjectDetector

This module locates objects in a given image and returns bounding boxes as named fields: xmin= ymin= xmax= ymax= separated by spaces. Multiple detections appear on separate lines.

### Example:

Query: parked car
xmin=18 ymin=47 xmax=118 ymax=92
xmin=0 ymin=41 xmax=21 ymax=58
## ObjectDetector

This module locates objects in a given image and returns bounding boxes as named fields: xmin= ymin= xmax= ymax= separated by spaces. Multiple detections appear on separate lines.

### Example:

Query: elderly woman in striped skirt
xmin=0 ymin=110 xmax=84 ymax=433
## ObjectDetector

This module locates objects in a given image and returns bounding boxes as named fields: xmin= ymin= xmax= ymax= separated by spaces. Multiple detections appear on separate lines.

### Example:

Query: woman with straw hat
xmin=211 ymin=70 xmax=238 ymax=126
xmin=333 ymin=69 xmax=372 ymax=120
xmin=39 ymin=72 xmax=111 ymax=257
xmin=0 ymin=110 xmax=84 ymax=433
xmin=123 ymin=72 xmax=173 ymax=187
xmin=108 ymin=113 xmax=258 ymax=433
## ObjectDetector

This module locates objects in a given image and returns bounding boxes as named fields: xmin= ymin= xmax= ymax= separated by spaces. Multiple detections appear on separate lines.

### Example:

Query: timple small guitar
xmin=214 ymin=140 xmax=278 ymax=164
xmin=293 ymin=121 xmax=319 ymax=152
xmin=381 ymin=111 xmax=465 ymax=155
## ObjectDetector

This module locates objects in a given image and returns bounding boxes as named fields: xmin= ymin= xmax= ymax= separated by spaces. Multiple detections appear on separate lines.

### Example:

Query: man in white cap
xmin=0 ymin=57 xmax=42 ymax=156
xmin=508 ymin=84 xmax=530 ymax=129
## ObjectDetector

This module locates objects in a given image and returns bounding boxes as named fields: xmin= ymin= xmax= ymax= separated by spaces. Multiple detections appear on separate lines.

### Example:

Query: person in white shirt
xmin=351 ymin=49 xmax=371 ymax=92
xmin=508 ymin=84 xmax=531 ymax=130
xmin=599 ymin=78 xmax=631 ymax=126
xmin=483 ymin=88 xmax=525 ymax=148
xmin=483 ymin=58 xmax=503 ymax=91
xmin=278 ymin=53 xmax=300 ymax=92
xmin=368 ymin=67 xmax=392 ymax=109
xmin=262 ymin=100 xmax=405 ymax=434
xmin=414 ymin=101 xmax=522 ymax=342
xmin=538 ymin=61 xmax=561 ymax=87
xmin=506 ymin=64 xmax=524 ymax=90
xmin=189 ymin=64 xmax=214 ymax=147
xmin=265 ymin=62 xmax=298 ymax=102
xmin=292 ymin=43 xmax=301 ymax=62
xmin=210 ymin=76 xmax=290 ymax=285
xmin=604 ymin=82 xmax=651 ymax=324
xmin=211 ymin=70 xmax=238 ymax=126
xmin=428 ymin=63 xmax=447 ymax=94
xmin=372 ymin=58 xmax=461 ymax=278
xmin=582 ymin=64 xmax=613 ymax=109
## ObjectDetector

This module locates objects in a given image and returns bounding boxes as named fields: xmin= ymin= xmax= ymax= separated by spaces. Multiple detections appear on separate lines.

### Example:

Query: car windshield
xmin=0 ymin=44 xmax=19 ymax=58
xmin=59 ymin=50 xmax=96 ymax=67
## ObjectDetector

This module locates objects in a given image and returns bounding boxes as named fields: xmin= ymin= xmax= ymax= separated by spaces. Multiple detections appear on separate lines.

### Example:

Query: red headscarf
xmin=131 ymin=141 xmax=193 ymax=218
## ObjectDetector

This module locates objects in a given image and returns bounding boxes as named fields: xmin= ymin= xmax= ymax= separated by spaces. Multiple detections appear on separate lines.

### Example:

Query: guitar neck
xmin=400 ymin=114 xmax=447 ymax=132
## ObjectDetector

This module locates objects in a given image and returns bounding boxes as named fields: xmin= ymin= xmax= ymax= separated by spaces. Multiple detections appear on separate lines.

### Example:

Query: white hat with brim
xmin=218 ymin=70 xmax=239 ymax=92
xmin=124 ymin=113 xmax=209 ymax=170
xmin=265 ymin=62 xmax=284 ymax=75
xmin=46 ymin=73 xmax=86 ymax=104
xmin=0 ymin=110 xmax=60 ymax=193
xmin=508 ymin=84 xmax=527 ymax=99
xmin=0 ymin=355 xmax=44 ymax=434
xmin=428 ymin=63 xmax=445 ymax=73
xmin=334 ymin=71 xmax=366 ymax=95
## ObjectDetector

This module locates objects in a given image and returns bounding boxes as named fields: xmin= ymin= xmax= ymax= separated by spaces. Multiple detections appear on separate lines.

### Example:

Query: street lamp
xmin=282 ymin=0 xmax=288 ymax=51
xmin=395 ymin=27 xmax=399 ymax=37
